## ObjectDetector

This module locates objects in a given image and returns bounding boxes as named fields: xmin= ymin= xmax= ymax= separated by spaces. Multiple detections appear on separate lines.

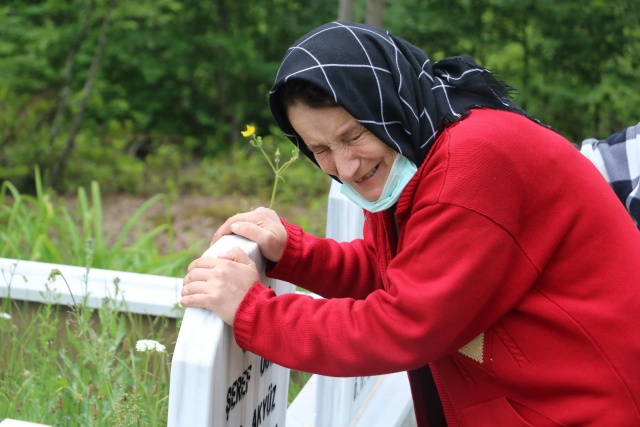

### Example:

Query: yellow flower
xmin=241 ymin=125 xmax=256 ymax=137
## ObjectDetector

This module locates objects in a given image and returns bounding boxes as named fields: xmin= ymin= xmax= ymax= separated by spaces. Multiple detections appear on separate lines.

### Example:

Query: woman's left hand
xmin=181 ymin=247 xmax=259 ymax=325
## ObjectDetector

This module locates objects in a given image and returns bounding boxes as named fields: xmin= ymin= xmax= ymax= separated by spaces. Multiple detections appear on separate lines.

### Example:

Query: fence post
xmin=168 ymin=234 xmax=293 ymax=427
xmin=288 ymin=180 xmax=415 ymax=427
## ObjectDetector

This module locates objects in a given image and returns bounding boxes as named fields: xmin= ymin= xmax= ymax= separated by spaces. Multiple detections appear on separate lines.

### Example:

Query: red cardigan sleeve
xmin=233 ymin=202 xmax=539 ymax=377
xmin=264 ymin=218 xmax=384 ymax=300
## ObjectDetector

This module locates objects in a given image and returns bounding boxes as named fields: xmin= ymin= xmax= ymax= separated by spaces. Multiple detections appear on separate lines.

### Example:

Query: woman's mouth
xmin=355 ymin=164 xmax=379 ymax=183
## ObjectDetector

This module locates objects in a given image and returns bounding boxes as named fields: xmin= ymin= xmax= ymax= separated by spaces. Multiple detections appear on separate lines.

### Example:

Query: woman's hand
xmin=181 ymin=247 xmax=259 ymax=325
xmin=211 ymin=207 xmax=287 ymax=263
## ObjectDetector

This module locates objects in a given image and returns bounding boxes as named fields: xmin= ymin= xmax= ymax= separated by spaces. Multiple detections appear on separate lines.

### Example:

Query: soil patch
xmin=82 ymin=194 xmax=261 ymax=253
xmin=67 ymin=193 xmax=326 ymax=254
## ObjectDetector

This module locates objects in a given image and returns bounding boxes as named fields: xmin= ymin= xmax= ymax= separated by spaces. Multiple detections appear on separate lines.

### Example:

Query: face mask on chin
xmin=339 ymin=154 xmax=417 ymax=213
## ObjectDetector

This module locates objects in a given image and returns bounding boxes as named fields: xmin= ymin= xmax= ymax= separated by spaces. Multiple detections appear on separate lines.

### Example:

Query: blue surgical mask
xmin=340 ymin=154 xmax=417 ymax=212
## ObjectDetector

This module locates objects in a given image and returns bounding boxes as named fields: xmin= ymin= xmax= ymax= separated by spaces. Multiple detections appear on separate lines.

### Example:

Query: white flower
xmin=0 ymin=312 xmax=11 ymax=320
xmin=136 ymin=339 xmax=166 ymax=353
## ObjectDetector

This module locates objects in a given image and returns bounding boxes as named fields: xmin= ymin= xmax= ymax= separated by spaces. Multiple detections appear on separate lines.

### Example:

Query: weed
xmin=0 ymin=263 xmax=176 ymax=425
xmin=241 ymin=125 xmax=299 ymax=209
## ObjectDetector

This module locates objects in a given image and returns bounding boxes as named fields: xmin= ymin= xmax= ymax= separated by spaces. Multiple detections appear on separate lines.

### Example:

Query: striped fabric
xmin=581 ymin=123 xmax=640 ymax=229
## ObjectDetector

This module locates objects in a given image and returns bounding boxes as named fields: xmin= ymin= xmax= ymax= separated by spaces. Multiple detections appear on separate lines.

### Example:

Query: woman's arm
xmin=233 ymin=204 xmax=538 ymax=377
xmin=265 ymin=218 xmax=384 ymax=300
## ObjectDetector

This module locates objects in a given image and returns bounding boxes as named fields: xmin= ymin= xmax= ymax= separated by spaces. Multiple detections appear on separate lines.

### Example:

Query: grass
xmin=0 ymin=172 xmax=315 ymax=425
xmin=0 ymin=265 xmax=177 ymax=426
xmin=0 ymin=168 xmax=201 ymax=277
xmin=0 ymin=177 xmax=182 ymax=425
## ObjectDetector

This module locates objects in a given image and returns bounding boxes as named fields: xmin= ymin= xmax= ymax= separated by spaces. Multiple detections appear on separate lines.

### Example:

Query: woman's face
xmin=287 ymin=104 xmax=397 ymax=202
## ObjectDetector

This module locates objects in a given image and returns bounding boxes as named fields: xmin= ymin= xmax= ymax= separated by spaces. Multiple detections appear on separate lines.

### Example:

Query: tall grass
xmin=0 ymin=168 xmax=201 ymax=276
xmin=0 ymin=172 xmax=314 ymax=425
xmin=0 ymin=266 xmax=177 ymax=426
xmin=0 ymin=171 xmax=192 ymax=425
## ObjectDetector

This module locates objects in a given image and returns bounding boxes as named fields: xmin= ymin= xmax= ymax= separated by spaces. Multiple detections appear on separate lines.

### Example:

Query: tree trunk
xmin=338 ymin=0 xmax=354 ymax=22
xmin=49 ymin=0 xmax=117 ymax=192
xmin=365 ymin=0 xmax=384 ymax=27
xmin=49 ymin=0 xmax=96 ymax=147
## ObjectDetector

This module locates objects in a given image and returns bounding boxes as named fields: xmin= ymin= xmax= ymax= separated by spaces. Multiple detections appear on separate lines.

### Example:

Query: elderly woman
xmin=181 ymin=22 xmax=640 ymax=426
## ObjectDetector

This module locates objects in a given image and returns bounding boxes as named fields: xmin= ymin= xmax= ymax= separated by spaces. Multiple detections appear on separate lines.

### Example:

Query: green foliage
xmin=0 ymin=0 xmax=337 ymax=184
xmin=387 ymin=0 xmax=640 ymax=141
xmin=0 ymin=169 xmax=201 ymax=276
xmin=2 ymin=0 xmax=638 ymax=192
xmin=192 ymin=130 xmax=330 ymax=204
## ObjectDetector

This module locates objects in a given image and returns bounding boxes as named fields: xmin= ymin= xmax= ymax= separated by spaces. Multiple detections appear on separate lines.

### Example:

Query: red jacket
xmin=233 ymin=109 xmax=640 ymax=426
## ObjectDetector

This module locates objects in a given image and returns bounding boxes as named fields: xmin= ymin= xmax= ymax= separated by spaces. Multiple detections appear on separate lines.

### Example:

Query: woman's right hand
xmin=211 ymin=207 xmax=287 ymax=263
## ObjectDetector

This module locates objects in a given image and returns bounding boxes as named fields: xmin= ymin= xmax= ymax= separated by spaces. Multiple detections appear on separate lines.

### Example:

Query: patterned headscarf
xmin=269 ymin=21 xmax=536 ymax=167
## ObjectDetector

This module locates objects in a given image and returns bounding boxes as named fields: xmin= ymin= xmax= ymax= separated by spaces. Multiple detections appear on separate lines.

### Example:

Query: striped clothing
xmin=581 ymin=123 xmax=640 ymax=229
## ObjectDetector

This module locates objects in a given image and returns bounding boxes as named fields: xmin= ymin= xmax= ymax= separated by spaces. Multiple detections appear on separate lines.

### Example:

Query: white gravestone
xmin=297 ymin=180 xmax=415 ymax=427
xmin=168 ymin=234 xmax=293 ymax=427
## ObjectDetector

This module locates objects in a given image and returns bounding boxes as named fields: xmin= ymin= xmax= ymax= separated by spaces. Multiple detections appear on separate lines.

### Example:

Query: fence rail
xmin=0 ymin=257 xmax=182 ymax=318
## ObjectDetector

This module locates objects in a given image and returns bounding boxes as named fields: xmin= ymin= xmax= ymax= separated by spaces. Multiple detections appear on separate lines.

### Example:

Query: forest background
xmin=0 ymin=1 xmax=639 ymax=423
xmin=1 ymin=0 xmax=640 ymax=259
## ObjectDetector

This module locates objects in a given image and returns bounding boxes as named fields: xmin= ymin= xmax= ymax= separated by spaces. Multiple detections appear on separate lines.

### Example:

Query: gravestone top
xmin=168 ymin=234 xmax=293 ymax=427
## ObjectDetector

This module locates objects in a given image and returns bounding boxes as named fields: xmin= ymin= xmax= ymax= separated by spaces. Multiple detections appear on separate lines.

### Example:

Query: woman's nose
xmin=333 ymin=151 xmax=359 ymax=181
xmin=317 ymin=151 xmax=357 ymax=181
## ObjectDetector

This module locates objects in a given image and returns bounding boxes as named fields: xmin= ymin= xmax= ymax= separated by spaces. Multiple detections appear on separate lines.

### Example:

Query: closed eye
xmin=310 ymin=146 xmax=328 ymax=155
xmin=345 ymin=127 xmax=366 ymax=144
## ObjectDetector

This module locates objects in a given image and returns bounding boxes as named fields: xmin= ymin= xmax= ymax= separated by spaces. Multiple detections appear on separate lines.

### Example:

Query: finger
xmin=211 ymin=221 xmax=234 ymax=245
xmin=181 ymin=279 xmax=208 ymax=297
xmin=228 ymin=221 xmax=274 ymax=247
xmin=180 ymin=293 xmax=212 ymax=309
xmin=181 ymin=276 xmax=227 ymax=297
xmin=211 ymin=209 xmax=265 ymax=245
xmin=184 ymin=257 xmax=222 ymax=287
xmin=184 ymin=267 xmax=215 ymax=285
xmin=187 ymin=256 xmax=220 ymax=272
xmin=211 ymin=207 xmax=275 ymax=245
xmin=218 ymin=246 xmax=255 ymax=267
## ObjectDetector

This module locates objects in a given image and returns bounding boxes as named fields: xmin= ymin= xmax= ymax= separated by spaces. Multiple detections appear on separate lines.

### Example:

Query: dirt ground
xmin=92 ymin=193 xmax=326 ymax=254
xmin=92 ymin=194 xmax=249 ymax=253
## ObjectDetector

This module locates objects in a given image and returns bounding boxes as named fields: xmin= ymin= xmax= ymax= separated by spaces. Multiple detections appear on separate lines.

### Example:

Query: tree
xmin=49 ymin=0 xmax=117 ymax=191
xmin=339 ymin=0 xmax=355 ymax=21
xmin=365 ymin=0 xmax=384 ymax=27
xmin=0 ymin=0 xmax=638 ymax=193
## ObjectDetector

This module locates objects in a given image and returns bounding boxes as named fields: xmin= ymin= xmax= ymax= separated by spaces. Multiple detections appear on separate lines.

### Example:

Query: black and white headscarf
xmin=269 ymin=21 xmax=537 ymax=167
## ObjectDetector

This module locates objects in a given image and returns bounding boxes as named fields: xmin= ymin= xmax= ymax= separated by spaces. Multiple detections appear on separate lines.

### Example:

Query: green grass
xmin=0 ymin=173 xmax=315 ymax=425
xmin=0 ymin=174 xmax=184 ymax=425
xmin=0 ymin=268 xmax=177 ymax=426
xmin=0 ymin=168 xmax=202 ymax=277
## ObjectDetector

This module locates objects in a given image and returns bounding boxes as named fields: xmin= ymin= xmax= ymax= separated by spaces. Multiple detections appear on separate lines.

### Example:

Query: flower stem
xmin=269 ymin=175 xmax=279 ymax=209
